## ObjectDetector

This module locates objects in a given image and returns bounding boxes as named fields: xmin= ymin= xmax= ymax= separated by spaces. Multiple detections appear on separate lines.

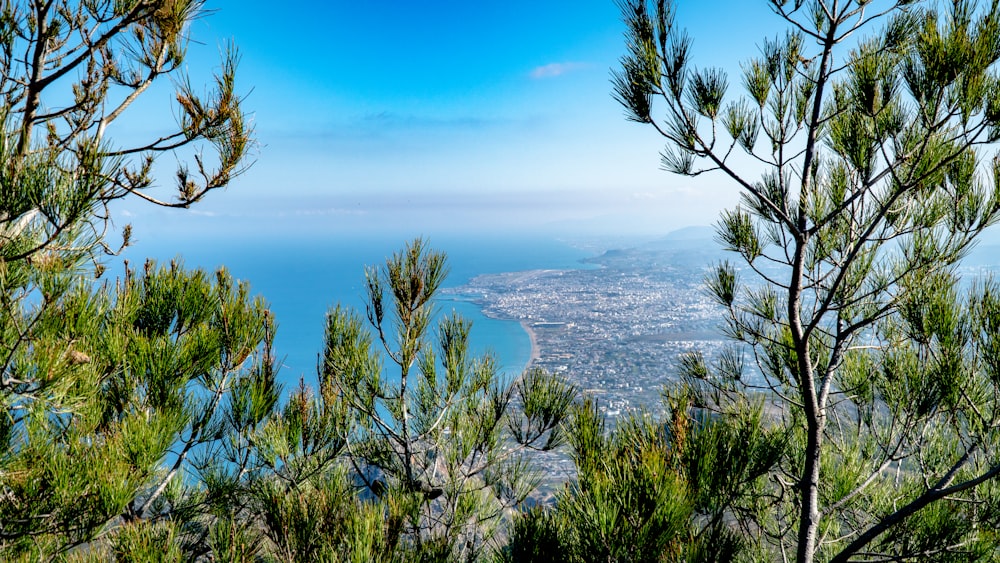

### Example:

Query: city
xmin=448 ymin=234 xmax=731 ymax=419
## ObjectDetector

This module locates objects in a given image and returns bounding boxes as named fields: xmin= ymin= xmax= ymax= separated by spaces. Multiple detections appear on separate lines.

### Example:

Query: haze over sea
xmin=117 ymin=231 xmax=596 ymax=390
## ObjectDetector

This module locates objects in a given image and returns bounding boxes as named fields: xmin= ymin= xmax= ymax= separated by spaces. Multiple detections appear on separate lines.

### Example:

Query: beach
xmin=520 ymin=320 xmax=541 ymax=367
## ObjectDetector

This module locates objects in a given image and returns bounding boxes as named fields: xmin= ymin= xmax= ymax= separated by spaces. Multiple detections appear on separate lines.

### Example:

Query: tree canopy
xmin=0 ymin=2 xmax=581 ymax=560
xmin=0 ymin=0 xmax=259 ymax=559
xmin=19 ymin=0 xmax=1000 ymax=561
xmin=605 ymin=0 xmax=1000 ymax=561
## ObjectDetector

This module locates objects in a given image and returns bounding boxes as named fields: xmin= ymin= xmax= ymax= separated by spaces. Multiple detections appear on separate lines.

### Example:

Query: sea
xmin=114 ymin=232 xmax=596 ymax=392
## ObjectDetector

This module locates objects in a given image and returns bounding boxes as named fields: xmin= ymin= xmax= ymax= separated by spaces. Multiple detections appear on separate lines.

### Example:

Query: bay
xmin=115 ymin=232 xmax=594 ymax=390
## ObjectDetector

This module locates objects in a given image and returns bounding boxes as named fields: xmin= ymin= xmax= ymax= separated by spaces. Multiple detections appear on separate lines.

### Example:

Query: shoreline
xmin=438 ymin=296 xmax=540 ymax=374
xmin=520 ymin=319 xmax=540 ymax=368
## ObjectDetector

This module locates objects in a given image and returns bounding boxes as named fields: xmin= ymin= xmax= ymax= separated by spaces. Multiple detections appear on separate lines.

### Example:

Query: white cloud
xmin=530 ymin=62 xmax=588 ymax=79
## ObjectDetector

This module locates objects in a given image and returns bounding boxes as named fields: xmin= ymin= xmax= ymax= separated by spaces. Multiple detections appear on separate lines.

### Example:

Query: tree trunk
xmin=790 ymin=231 xmax=823 ymax=563
xmin=796 ymin=415 xmax=824 ymax=563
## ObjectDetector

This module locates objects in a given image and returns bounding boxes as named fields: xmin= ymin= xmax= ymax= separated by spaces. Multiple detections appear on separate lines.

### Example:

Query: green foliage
xmin=0 ymin=0 xmax=257 ymax=559
xmin=253 ymin=469 xmax=400 ymax=563
xmin=109 ymin=521 xmax=185 ymax=563
xmin=616 ymin=0 xmax=1000 ymax=561
xmin=0 ymin=260 xmax=277 ymax=559
xmin=501 ymin=508 xmax=570 ymax=563
xmin=323 ymin=238 xmax=576 ymax=561
xmin=563 ymin=405 xmax=693 ymax=563
xmin=0 ymin=2 xmax=577 ymax=561
xmin=207 ymin=517 xmax=263 ymax=563
xmin=1 ymin=238 xmax=564 ymax=562
xmin=504 ymin=392 xmax=783 ymax=563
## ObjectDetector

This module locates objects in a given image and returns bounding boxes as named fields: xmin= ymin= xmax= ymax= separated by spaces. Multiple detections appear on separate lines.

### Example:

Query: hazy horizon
xmin=106 ymin=1 xmax=793 ymax=246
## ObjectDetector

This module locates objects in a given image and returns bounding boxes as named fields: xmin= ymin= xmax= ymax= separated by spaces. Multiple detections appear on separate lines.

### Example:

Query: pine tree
xmin=0 ymin=0 xmax=255 ymax=559
xmin=0 ymin=4 xmax=574 ymax=561
xmin=322 ymin=239 xmax=577 ymax=561
xmin=615 ymin=0 xmax=1000 ymax=561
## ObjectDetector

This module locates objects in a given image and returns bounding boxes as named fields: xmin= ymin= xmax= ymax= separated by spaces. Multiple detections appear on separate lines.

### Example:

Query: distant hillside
xmin=658 ymin=225 xmax=716 ymax=241
xmin=585 ymin=226 xmax=723 ymax=271
xmin=632 ymin=225 xmax=1000 ymax=275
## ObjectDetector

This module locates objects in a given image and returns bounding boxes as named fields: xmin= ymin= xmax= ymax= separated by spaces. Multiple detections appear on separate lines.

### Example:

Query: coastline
xmin=520 ymin=319 xmax=540 ymax=367
xmin=436 ymin=295 xmax=538 ymax=376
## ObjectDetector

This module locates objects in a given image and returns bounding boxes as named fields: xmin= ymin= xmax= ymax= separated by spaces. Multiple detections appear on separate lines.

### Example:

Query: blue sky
xmin=119 ymin=1 xmax=782 ymax=243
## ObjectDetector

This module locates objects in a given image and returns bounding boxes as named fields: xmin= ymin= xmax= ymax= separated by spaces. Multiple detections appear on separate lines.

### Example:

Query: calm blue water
xmin=114 ymin=233 xmax=593 ymax=391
